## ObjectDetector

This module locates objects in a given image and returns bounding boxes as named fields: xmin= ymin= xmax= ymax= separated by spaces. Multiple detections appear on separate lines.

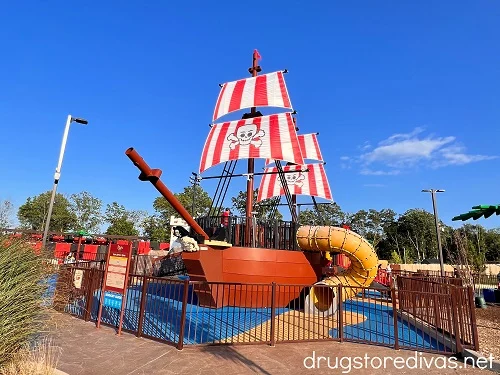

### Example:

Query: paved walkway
xmin=54 ymin=315 xmax=494 ymax=374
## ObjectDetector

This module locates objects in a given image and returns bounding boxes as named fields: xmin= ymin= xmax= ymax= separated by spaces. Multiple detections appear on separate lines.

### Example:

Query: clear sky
xmin=1 ymin=1 xmax=499 ymax=229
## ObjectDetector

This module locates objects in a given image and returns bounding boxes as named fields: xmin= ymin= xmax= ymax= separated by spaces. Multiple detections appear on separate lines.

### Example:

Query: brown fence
xmin=53 ymin=266 xmax=478 ymax=354
xmin=397 ymin=276 xmax=479 ymax=352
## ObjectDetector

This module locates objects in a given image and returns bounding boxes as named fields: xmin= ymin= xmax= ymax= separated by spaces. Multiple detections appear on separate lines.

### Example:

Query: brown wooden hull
xmin=182 ymin=246 xmax=324 ymax=308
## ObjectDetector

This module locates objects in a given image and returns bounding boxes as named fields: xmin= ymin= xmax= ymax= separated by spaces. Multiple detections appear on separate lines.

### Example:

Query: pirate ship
xmin=126 ymin=50 xmax=378 ymax=311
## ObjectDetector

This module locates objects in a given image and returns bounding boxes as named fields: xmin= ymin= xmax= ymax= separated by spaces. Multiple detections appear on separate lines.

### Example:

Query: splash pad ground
xmin=63 ymin=282 xmax=448 ymax=350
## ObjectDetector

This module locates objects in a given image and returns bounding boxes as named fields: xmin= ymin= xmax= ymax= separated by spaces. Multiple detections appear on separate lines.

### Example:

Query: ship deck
xmin=195 ymin=215 xmax=301 ymax=251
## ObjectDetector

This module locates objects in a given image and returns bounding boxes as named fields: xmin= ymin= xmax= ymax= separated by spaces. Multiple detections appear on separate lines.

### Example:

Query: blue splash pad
xmin=330 ymin=297 xmax=449 ymax=351
xmin=66 ymin=283 xmax=286 ymax=344
xmin=63 ymin=282 xmax=449 ymax=350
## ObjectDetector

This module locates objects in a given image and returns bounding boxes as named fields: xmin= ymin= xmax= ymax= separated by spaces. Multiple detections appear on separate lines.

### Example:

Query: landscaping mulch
xmin=475 ymin=304 xmax=500 ymax=359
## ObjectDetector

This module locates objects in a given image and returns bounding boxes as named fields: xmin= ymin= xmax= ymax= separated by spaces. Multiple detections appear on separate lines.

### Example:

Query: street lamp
xmin=189 ymin=172 xmax=202 ymax=217
xmin=41 ymin=115 xmax=88 ymax=249
xmin=422 ymin=189 xmax=445 ymax=276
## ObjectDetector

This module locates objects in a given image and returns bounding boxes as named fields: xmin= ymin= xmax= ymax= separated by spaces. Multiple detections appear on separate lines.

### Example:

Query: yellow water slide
xmin=296 ymin=226 xmax=379 ymax=315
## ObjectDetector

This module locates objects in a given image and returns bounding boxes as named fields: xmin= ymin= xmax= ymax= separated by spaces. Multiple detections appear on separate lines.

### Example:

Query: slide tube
xmin=296 ymin=226 xmax=379 ymax=314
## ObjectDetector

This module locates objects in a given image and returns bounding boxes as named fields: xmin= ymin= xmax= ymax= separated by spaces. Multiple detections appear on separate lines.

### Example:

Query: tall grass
xmin=0 ymin=338 xmax=61 ymax=375
xmin=0 ymin=236 xmax=54 ymax=367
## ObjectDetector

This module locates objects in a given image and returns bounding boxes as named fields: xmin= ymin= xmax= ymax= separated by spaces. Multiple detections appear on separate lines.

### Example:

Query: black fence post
xmin=338 ymin=285 xmax=344 ymax=342
xmin=136 ymin=274 xmax=149 ymax=338
xmin=83 ymin=268 xmax=94 ymax=322
xmin=450 ymin=288 xmax=463 ymax=354
xmin=391 ymin=286 xmax=399 ymax=350
xmin=270 ymin=282 xmax=276 ymax=347
xmin=467 ymin=286 xmax=480 ymax=351
xmin=177 ymin=280 xmax=190 ymax=350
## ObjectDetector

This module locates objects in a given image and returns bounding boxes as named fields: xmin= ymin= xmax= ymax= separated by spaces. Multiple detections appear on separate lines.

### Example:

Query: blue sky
xmin=1 ymin=1 xmax=499 ymax=229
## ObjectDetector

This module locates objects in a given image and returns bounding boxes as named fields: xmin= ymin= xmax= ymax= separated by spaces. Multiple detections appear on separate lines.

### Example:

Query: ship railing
xmin=195 ymin=215 xmax=299 ymax=250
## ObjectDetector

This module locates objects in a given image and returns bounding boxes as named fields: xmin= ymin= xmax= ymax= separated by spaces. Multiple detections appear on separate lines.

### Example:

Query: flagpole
xmin=245 ymin=49 xmax=261 ymax=246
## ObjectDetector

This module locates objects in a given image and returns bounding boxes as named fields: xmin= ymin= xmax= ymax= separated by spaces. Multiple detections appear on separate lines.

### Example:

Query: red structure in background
xmin=374 ymin=268 xmax=392 ymax=287
xmin=4 ymin=229 xmax=171 ymax=261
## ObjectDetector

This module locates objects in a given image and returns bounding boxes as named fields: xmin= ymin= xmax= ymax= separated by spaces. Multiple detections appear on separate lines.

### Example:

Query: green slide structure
xmin=452 ymin=205 xmax=500 ymax=221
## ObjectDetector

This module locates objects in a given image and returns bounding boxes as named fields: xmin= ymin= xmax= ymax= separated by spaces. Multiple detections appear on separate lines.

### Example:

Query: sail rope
xmin=208 ymin=160 xmax=237 ymax=224
xmin=275 ymin=160 xmax=298 ymax=222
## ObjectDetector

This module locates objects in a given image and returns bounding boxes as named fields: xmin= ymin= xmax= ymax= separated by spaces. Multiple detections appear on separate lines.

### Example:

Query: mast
xmin=245 ymin=50 xmax=261 ymax=246
xmin=291 ymin=117 xmax=299 ymax=221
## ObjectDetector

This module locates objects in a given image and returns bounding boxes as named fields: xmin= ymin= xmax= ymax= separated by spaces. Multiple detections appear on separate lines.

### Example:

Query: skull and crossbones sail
xmin=256 ymin=163 xmax=333 ymax=202
xmin=264 ymin=133 xmax=324 ymax=167
xmin=227 ymin=123 xmax=266 ymax=149
xmin=200 ymin=65 xmax=333 ymax=204
xmin=283 ymin=170 xmax=306 ymax=187
xmin=199 ymin=112 xmax=303 ymax=173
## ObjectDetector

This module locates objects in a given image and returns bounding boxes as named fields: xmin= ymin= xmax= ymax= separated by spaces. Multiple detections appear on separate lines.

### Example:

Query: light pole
xmin=42 ymin=115 xmax=88 ymax=249
xmin=422 ymin=189 xmax=445 ymax=276
xmin=189 ymin=172 xmax=202 ymax=217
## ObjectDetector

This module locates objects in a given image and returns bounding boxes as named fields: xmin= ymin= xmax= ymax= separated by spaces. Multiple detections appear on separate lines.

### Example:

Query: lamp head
xmin=72 ymin=117 xmax=88 ymax=125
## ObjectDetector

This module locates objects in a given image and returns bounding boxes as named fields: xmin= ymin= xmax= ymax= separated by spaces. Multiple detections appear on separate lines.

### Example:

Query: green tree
xmin=231 ymin=189 xmax=283 ymax=221
xmin=452 ymin=224 xmax=487 ymax=272
xmin=389 ymin=250 xmax=403 ymax=264
xmin=153 ymin=185 xmax=212 ymax=220
xmin=298 ymin=203 xmax=345 ymax=226
xmin=104 ymin=202 xmax=139 ymax=236
xmin=17 ymin=191 xmax=76 ymax=232
xmin=70 ymin=191 xmax=103 ymax=233
xmin=141 ymin=215 xmax=170 ymax=242
xmin=367 ymin=209 xmax=397 ymax=246
xmin=484 ymin=228 xmax=500 ymax=262
xmin=0 ymin=199 xmax=14 ymax=229
xmin=395 ymin=209 xmax=442 ymax=262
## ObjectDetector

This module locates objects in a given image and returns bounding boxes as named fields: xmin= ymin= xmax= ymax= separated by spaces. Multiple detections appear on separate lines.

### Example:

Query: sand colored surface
xmin=218 ymin=310 xmax=367 ymax=343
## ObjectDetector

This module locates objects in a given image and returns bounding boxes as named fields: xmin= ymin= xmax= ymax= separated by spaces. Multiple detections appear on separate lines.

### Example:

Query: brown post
xmin=125 ymin=148 xmax=209 ymax=240
xmin=96 ymin=242 xmax=112 ymax=329
xmin=270 ymin=282 xmax=276 ymax=346
xmin=391 ymin=287 xmax=399 ymax=350
xmin=136 ymin=274 xmax=149 ymax=338
xmin=177 ymin=280 xmax=190 ymax=350
xmin=76 ymin=236 xmax=82 ymax=260
xmin=467 ymin=286 xmax=479 ymax=351
xmin=433 ymin=294 xmax=441 ymax=329
xmin=117 ymin=241 xmax=133 ymax=336
xmin=244 ymin=50 xmax=262 ymax=246
xmin=450 ymin=290 xmax=463 ymax=354
xmin=338 ymin=285 xmax=344 ymax=342
xmin=83 ymin=268 xmax=94 ymax=322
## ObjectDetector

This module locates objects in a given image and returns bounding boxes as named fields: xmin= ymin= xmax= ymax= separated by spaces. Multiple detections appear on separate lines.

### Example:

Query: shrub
xmin=389 ymin=250 xmax=402 ymax=264
xmin=0 ymin=236 xmax=52 ymax=367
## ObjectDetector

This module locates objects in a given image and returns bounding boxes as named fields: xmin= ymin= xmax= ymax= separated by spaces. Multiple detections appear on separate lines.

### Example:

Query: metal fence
xmin=54 ymin=266 xmax=479 ymax=354
xmin=397 ymin=276 xmax=479 ymax=352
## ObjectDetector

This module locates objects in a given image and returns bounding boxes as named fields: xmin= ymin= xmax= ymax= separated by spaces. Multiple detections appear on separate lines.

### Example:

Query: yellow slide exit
xmin=296 ymin=226 xmax=379 ymax=314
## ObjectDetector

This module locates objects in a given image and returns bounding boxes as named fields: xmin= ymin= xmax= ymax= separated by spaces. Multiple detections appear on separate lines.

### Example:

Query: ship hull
xmin=182 ymin=246 xmax=324 ymax=308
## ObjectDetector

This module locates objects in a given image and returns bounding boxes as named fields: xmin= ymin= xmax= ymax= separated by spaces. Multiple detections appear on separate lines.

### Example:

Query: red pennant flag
xmin=254 ymin=49 xmax=262 ymax=61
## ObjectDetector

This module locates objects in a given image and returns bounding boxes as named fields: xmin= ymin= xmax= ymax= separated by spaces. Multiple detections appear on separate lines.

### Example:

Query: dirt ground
xmin=475 ymin=304 xmax=500 ymax=359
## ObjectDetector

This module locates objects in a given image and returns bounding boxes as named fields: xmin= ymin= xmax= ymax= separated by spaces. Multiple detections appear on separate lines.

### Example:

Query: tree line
xmin=1 ymin=185 xmax=499 ymax=269
xmin=297 ymin=204 xmax=500 ymax=270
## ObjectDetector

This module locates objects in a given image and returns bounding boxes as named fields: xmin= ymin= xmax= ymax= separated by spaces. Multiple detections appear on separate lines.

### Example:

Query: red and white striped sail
xmin=264 ymin=133 xmax=324 ymax=166
xmin=257 ymin=163 xmax=333 ymax=202
xmin=199 ymin=112 xmax=304 ymax=173
xmin=213 ymin=71 xmax=293 ymax=122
